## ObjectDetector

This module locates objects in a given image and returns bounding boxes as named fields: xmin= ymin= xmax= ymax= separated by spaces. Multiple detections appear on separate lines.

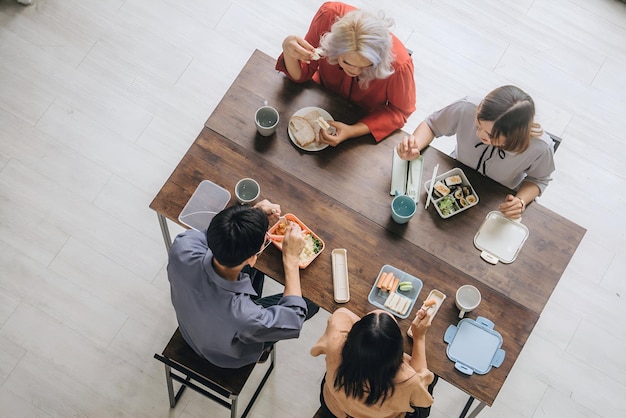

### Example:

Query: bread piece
xmin=303 ymin=110 xmax=323 ymax=144
xmin=289 ymin=116 xmax=316 ymax=147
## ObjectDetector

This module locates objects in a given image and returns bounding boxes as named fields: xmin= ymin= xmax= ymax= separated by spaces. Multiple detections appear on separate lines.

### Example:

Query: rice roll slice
xmin=433 ymin=181 xmax=450 ymax=197
xmin=445 ymin=175 xmax=463 ymax=187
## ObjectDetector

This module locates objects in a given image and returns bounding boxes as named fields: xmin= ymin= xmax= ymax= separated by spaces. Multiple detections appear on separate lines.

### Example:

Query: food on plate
xmin=445 ymin=175 xmax=463 ymax=186
xmin=398 ymin=281 xmax=413 ymax=292
xmin=318 ymin=116 xmax=331 ymax=130
xmin=376 ymin=272 xmax=388 ymax=289
xmin=384 ymin=292 xmax=411 ymax=315
xmin=437 ymin=195 xmax=459 ymax=216
xmin=376 ymin=271 xmax=399 ymax=292
xmin=423 ymin=298 xmax=437 ymax=307
xmin=466 ymin=194 xmax=477 ymax=204
xmin=299 ymin=233 xmax=323 ymax=265
xmin=433 ymin=180 xmax=450 ymax=197
xmin=289 ymin=116 xmax=317 ymax=147
xmin=269 ymin=214 xmax=324 ymax=267
xmin=289 ymin=109 xmax=327 ymax=148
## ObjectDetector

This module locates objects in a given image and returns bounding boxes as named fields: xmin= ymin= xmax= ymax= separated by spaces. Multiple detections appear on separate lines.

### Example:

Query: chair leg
xmin=460 ymin=396 xmax=474 ymax=418
xmin=164 ymin=365 xmax=176 ymax=408
xmin=230 ymin=396 xmax=238 ymax=418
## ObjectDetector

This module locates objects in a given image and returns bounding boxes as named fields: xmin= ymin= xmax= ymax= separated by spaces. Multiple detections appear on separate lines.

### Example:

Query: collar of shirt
xmin=201 ymin=252 xmax=259 ymax=297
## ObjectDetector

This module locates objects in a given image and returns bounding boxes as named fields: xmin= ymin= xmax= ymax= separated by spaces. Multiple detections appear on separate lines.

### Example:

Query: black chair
xmin=154 ymin=328 xmax=275 ymax=418
xmin=547 ymin=131 xmax=563 ymax=152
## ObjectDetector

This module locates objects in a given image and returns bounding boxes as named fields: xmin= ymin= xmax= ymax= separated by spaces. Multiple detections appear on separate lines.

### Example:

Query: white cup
xmin=455 ymin=285 xmax=481 ymax=318
xmin=255 ymin=102 xmax=279 ymax=137
xmin=235 ymin=178 xmax=260 ymax=204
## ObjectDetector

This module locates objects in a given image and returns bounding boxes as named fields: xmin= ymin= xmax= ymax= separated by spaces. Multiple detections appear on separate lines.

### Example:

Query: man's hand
xmin=281 ymin=222 xmax=304 ymax=265
xmin=254 ymin=199 xmax=281 ymax=225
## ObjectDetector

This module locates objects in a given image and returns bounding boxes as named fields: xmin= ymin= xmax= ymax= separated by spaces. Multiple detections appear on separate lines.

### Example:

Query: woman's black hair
xmin=206 ymin=204 xmax=268 ymax=267
xmin=334 ymin=311 xmax=404 ymax=405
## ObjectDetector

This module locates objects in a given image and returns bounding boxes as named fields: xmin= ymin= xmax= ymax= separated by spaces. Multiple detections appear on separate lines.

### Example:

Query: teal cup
xmin=391 ymin=194 xmax=416 ymax=224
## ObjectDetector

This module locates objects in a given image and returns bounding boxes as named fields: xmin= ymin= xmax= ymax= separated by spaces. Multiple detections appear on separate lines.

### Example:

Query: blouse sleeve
xmin=521 ymin=136 xmax=555 ymax=194
xmin=310 ymin=307 xmax=359 ymax=357
xmin=361 ymin=54 xmax=416 ymax=141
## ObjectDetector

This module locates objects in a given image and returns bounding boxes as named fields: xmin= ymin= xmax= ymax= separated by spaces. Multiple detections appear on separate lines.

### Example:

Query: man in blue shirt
xmin=167 ymin=199 xmax=318 ymax=368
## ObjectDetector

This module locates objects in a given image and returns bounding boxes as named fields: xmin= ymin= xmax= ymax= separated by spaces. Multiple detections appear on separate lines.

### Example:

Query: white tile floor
xmin=1 ymin=0 xmax=625 ymax=417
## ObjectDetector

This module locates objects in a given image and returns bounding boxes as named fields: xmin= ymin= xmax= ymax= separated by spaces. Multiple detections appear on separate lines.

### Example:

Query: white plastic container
xmin=423 ymin=167 xmax=479 ymax=218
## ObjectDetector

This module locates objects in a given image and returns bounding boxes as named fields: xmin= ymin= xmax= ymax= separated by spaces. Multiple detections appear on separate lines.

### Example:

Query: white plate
xmin=288 ymin=106 xmax=332 ymax=152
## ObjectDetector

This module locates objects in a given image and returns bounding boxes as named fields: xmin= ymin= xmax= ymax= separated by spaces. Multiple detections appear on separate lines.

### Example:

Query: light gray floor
xmin=1 ymin=0 xmax=625 ymax=417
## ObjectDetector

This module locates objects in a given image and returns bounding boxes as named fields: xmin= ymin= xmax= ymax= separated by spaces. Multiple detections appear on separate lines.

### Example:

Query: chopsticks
xmin=424 ymin=164 xmax=439 ymax=209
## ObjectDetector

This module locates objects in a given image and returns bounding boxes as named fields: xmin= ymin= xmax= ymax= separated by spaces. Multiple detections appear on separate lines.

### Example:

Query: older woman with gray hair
xmin=277 ymin=2 xmax=416 ymax=146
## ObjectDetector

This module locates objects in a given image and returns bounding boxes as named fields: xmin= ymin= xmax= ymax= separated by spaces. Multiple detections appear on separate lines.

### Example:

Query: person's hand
xmin=498 ymin=194 xmax=524 ymax=219
xmin=410 ymin=308 xmax=432 ymax=339
xmin=254 ymin=199 xmax=282 ymax=225
xmin=531 ymin=122 xmax=544 ymax=138
xmin=319 ymin=121 xmax=352 ymax=146
xmin=281 ymin=222 xmax=304 ymax=265
xmin=396 ymin=134 xmax=421 ymax=161
xmin=282 ymin=35 xmax=316 ymax=62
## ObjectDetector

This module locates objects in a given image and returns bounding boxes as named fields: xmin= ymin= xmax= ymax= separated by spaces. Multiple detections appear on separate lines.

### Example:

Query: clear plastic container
xmin=178 ymin=180 xmax=231 ymax=231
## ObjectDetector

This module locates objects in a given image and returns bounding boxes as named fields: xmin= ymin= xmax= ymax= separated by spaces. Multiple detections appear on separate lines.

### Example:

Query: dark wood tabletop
xmin=149 ymin=49 xmax=585 ymax=409
xmin=204 ymin=49 xmax=586 ymax=315
xmin=150 ymin=127 xmax=537 ymax=406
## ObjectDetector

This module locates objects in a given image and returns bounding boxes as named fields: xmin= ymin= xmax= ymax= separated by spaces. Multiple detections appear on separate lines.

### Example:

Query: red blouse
xmin=276 ymin=2 xmax=416 ymax=142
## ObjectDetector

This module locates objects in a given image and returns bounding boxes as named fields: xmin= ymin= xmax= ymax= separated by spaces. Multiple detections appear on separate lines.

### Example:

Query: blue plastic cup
xmin=391 ymin=194 xmax=416 ymax=224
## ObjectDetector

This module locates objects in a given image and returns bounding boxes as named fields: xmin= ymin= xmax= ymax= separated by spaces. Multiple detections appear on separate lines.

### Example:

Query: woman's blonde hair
xmin=319 ymin=9 xmax=395 ymax=89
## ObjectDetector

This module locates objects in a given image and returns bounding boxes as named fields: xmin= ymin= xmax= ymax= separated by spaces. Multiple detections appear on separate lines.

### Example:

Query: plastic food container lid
xmin=444 ymin=317 xmax=505 ymax=375
xmin=179 ymin=180 xmax=231 ymax=231
xmin=474 ymin=211 xmax=529 ymax=264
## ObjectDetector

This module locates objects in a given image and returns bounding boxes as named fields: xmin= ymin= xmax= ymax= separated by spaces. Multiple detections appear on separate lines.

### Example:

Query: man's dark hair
xmin=207 ymin=204 xmax=268 ymax=267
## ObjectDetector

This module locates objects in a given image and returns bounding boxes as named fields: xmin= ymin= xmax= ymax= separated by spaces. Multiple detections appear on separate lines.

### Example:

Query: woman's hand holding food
xmin=410 ymin=308 xmax=432 ymax=339
xmin=255 ymin=199 xmax=282 ymax=225
xmin=320 ymin=121 xmax=370 ymax=146
xmin=319 ymin=121 xmax=352 ymax=146
xmin=282 ymin=35 xmax=316 ymax=62
xmin=397 ymin=134 xmax=421 ymax=161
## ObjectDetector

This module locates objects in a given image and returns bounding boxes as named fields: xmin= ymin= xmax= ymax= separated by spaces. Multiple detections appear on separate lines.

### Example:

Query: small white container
xmin=474 ymin=211 xmax=529 ymax=264
xmin=423 ymin=167 xmax=479 ymax=219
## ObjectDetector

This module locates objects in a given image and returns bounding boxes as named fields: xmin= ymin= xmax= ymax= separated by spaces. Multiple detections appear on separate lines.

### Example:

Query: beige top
xmin=311 ymin=308 xmax=434 ymax=418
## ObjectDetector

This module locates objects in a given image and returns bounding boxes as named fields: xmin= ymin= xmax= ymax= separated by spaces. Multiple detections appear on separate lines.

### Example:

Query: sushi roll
xmin=462 ymin=185 xmax=472 ymax=196
xmin=466 ymin=194 xmax=477 ymax=205
xmin=445 ymin=175 xmax=463 ymax=187
xmin=458 ymin=197 xmax=468 ymax=207
xmin=453 ymin=188 xmax=464 ymax=200
xmin=433 ymin=181 xmax=450 ymax=196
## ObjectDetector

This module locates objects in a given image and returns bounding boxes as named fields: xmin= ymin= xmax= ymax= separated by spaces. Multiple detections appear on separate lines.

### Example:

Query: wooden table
xmin=204 ymin=50 xmax=586 ymax=315
xmin=150 ymin=50 xmax=585 ymax=416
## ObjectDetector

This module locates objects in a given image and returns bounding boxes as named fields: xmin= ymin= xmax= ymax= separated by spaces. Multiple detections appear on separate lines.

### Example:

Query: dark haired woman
xmin=397 ymin=85 xmax=555 ymax=219
xmin=311 ymin=308 xmax=435 ymax=418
